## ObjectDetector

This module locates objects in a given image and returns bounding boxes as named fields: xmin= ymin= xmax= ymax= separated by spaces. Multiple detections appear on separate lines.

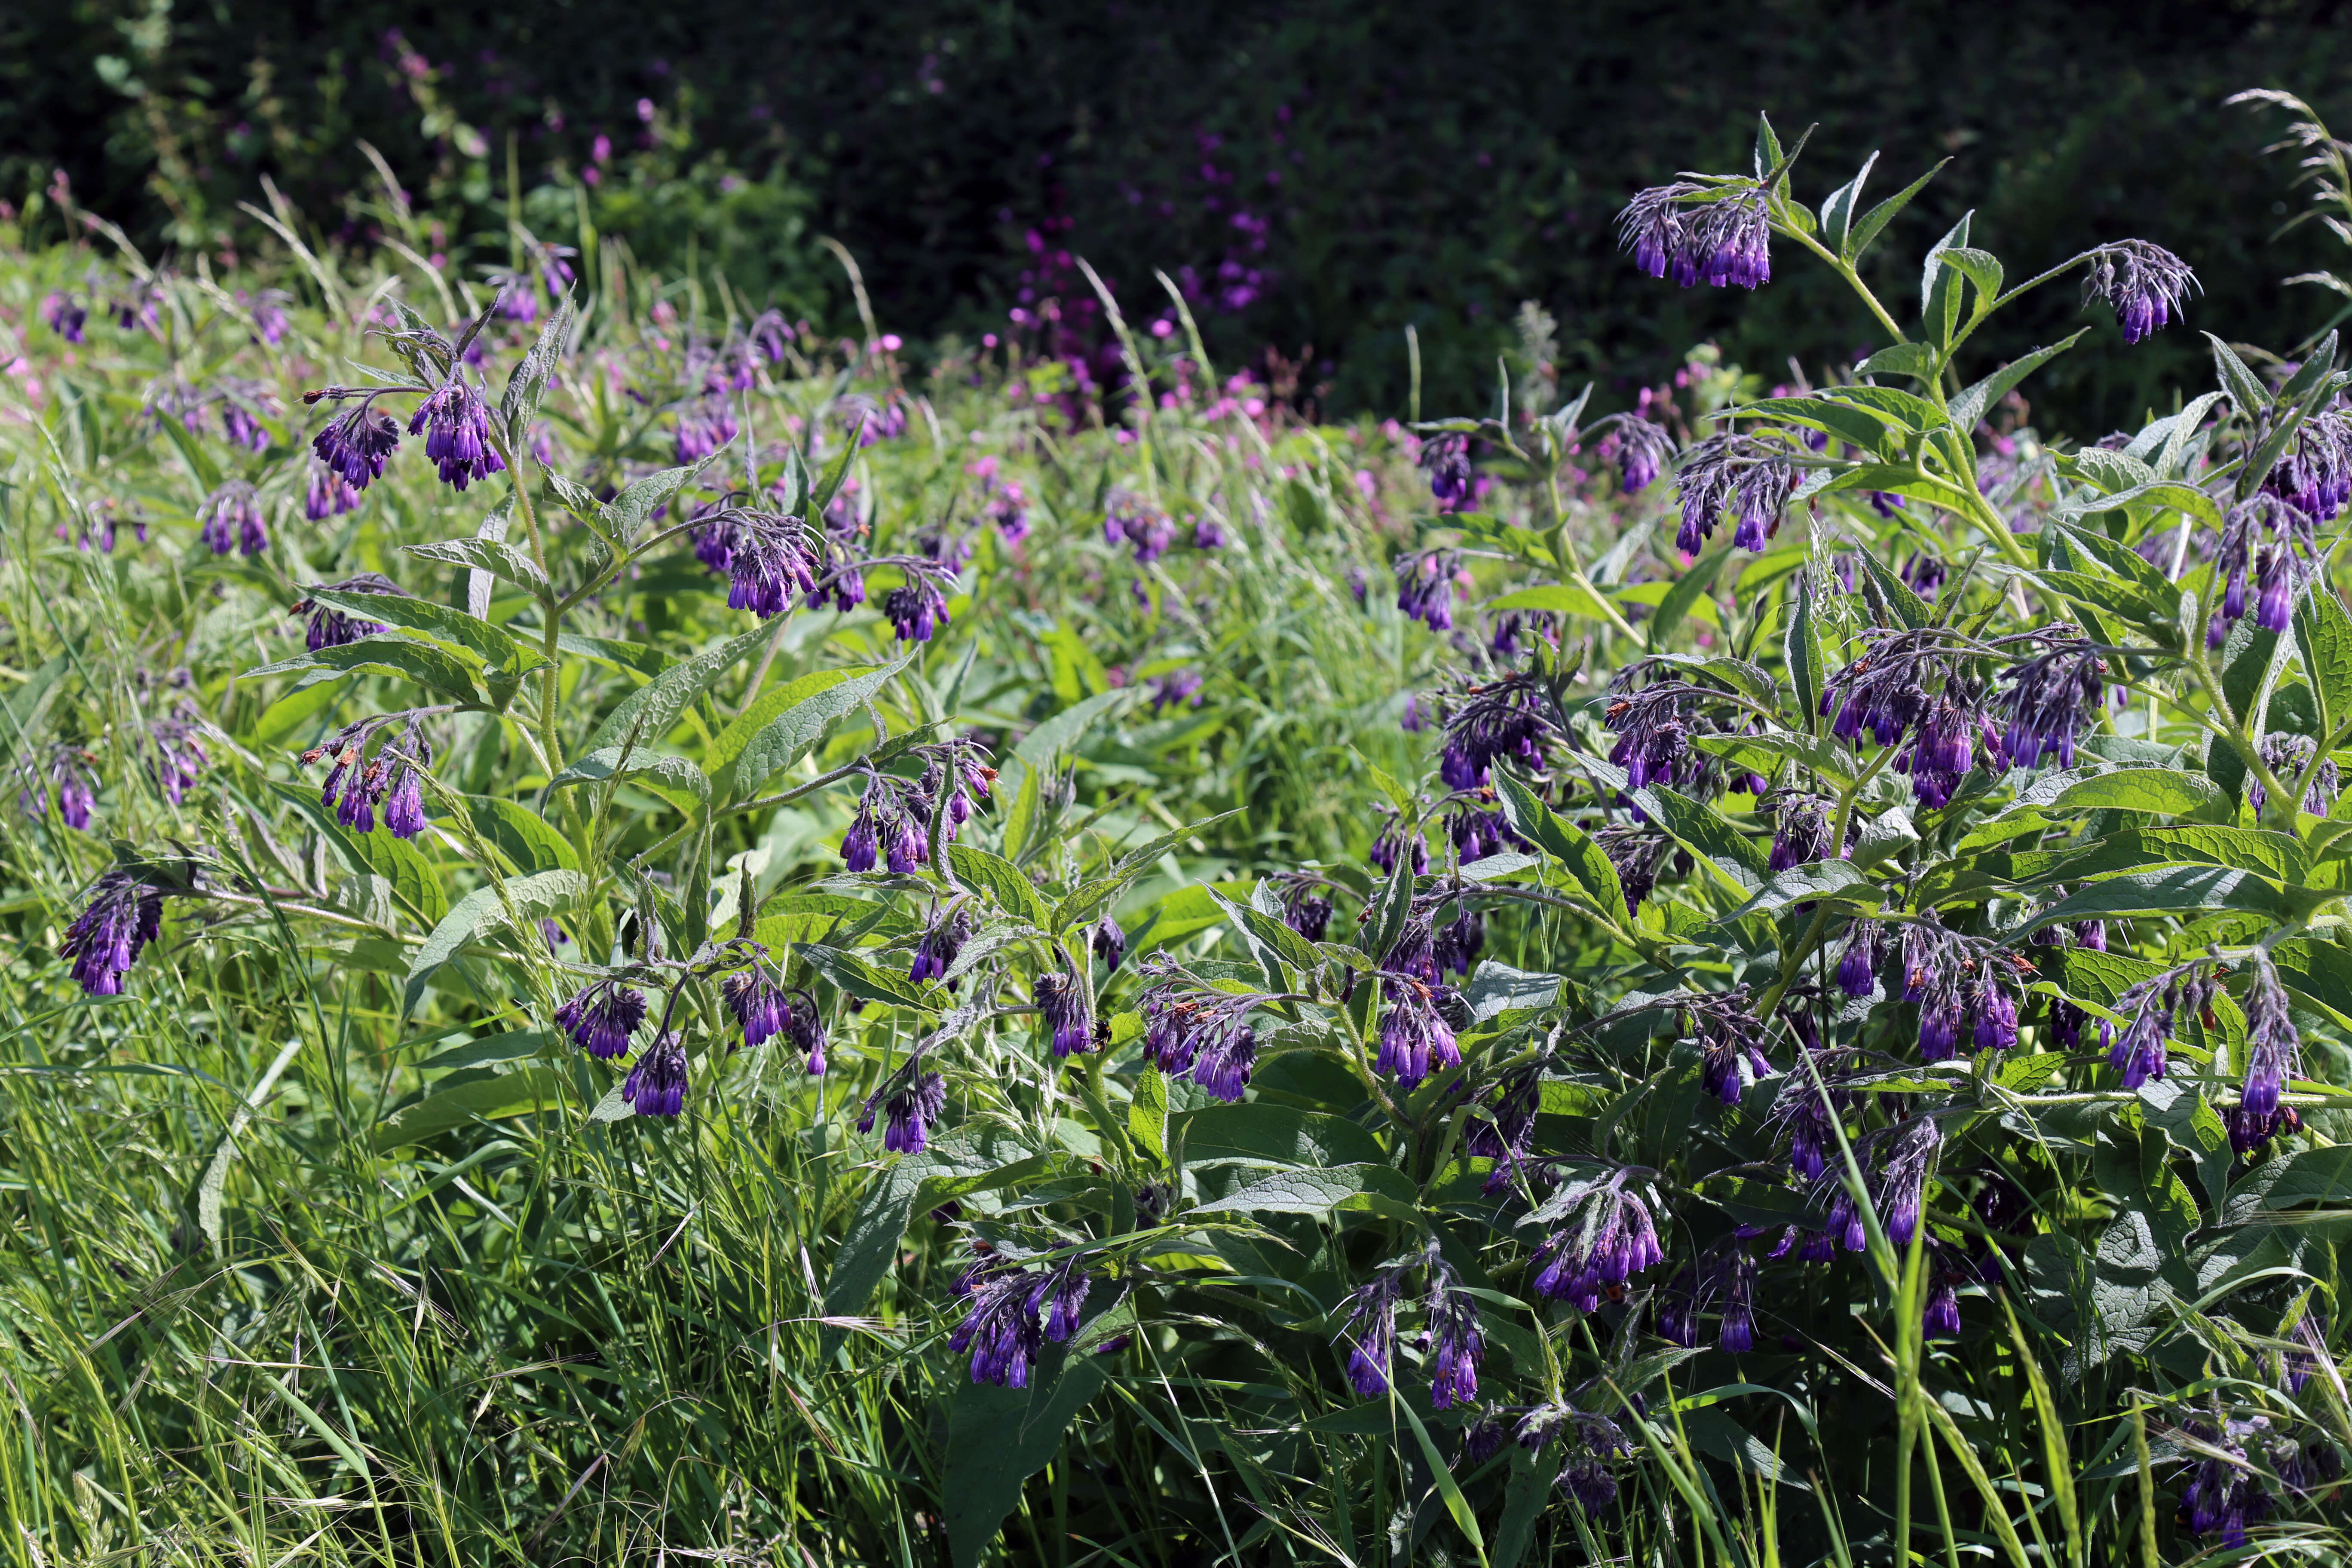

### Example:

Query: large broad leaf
xmin=603 ymin=459 xmax=717 ymax=546
xmin=2016 ymin=867 xmax=2285 ymax=937
xmin=466 ymin=794 xmax=579 ymax=874
xmin=1463 ymin=962 xmax=1564 ymax=1022
xmin=402 ymin=536 xmax=551 ymax=599
xmin=1691 ymin=729 xmax=1859 ymax=790
xmin=2032 ymin=767 xmax=2233 ymax=823
xmin=401 ymin=870 xmax=585 ymax=1015
xmin=583 ymin=621 xmax=773 ymax=758
xmin=1186 ymin=1162 xmax=1418 ymax=1219
xmin=797 ymin=943 xmax=944 ymax=1012
xmin=708 ymin=660 xmax=903 ymax=792
xmin=548 ymin=746 xmax=712 ymax=808
xmin=1721 ymin=859 xmax=1880 ymax=921
xmin=1485 ymin=580 xmax=1620 ymax=622
xmin=1492 ymin=767 xmax=1632 ymax=929
xmin=302 ymin=585 xmax=545 ymax=676
xmin=499 ymin=295 xmax=577 ymax=438
xmin=2297 ymin=585 xmax=2352 ymax=738
xmin=943 ymin=1344 xmax=1112 ymax=1568
xmin=948 ymin=844 xmax=1052 ymax=928
xmin=1632 ymin=784 xmax=1768 ymax=894
xmin=2220 ymin=1144 xmax=2352 ymax=1225
xmin=371 ymin=1066 xmax=567 ymax=1150
xmin=1949 ymin=332 xmax=2087 ymax=432
xmin=243 ymin=633 xmax=485 ymax=706
xmin=1012 ymin=688 xmax=1128 ymax=769
xmin=1175 ymin=1102 xmax=1385 ymax=1169
xmin=1648 ymin=545 xmax=1733 ymax=650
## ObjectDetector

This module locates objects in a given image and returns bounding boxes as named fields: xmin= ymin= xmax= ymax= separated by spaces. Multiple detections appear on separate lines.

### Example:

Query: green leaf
xmin=402 ymin=536 xmax=551 ymax=599
xmin=583 ymin=622 xmax=773 ymax=758
xmin=943 ymin=1345 xmax=1111 ymax=1568
xmin=1486 ymin=580 xmax=1619 ymax=622
xmin=2296 ymin=585 xmax=2352 ymax=738
xmin=947 ymin=844 xmax=1051 ymax=928
xmin=301 ymin=586 xmax=545 ymax=676
xmin=1186 ymin=1162 xmax=1418 ymax=1220
xmin=797 ymin=944 xmax=943 ymax=1013
xmin=823 ymin=1130 xmax=1041 ymax=1331
xmin=2018 ymin=867 xmax=2285 ymax=937
xmin=1721 ymin=859 xmax=1879 ymax=921
xmin=715 ymin=657 xmax=910 ymax=795
xmin=1013 ymin=687 xmax=1127 ymax=769
xmin=1816 ymin=150 xmax=1878 ymax=255
xmin=1208 ymin=886 xmax=1327 ymax=982
xmin=1735 ymin=396 xmax=1895 ymax=455
xmin=0 ymin=653 xmax=70 ymax=774
xmin=371 ymin=1066 xmax=568 ymax=1150
xmin=1825 ymin=384 xmax=1951 ymax=433
xmin=1846 ymin=158 xmax=1948 ymax=260
xmin=1920 ymin=211 xmax=1974 ymax=346
xmin=1649 ymin=544 xmax=1733 ymax=650
xmin=2205 ymin=333 xmax=2273 ymax=428
xmin=1398 ymin=1397 xmax=1491 ymax=1566
xmin=2032 ymin=767 xmax=2234 ymax=823
xmin=465 ymin=794 xmax=579 ymax=874
xmin=1691 ymin=730 xmax=1859 ymax=790
xmin=1175 ymin=1102 xmax=1387 ymax=1168
xmin=1949 ymin=332 xmax=2088 ymax=432
xmin=1852 ymin=545 xmax=1933 ymax=630
xmin=603 ymin=460 xmax=714 ymax=546
xmin=244 ymin=634 xmax=485 ymax=705
xmin=548 ymin=746 xmax=712 ymax=807
xmin=1936 ymin=245 xmax=2004 ymax=322
xmin=499 ymin=295 xmax=576 ymax=439
xmin=1130 ymin=1066 xmax=1169 ymax=1166
xmin=1857 ymin=343 xmax=1939 ymax=380
xmin=401 ymin=870 xmax=585 ymax=1016
xmin=1491 ymin=766 xmax=1633 ymax=929
xmin=1784 ymin=574 xmax=1828 ymax=726
xmin=808 ymin=419 xmax=863 ymax=520
xmin=268 ymin=780 xmax=450 ymax=925
xmin=1634 ymin=784 xmax=1769 ymax=893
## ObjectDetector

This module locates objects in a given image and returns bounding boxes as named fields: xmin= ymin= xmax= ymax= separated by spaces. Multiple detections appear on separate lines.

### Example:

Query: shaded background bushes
xmin=9 ymin=0 xmax=2352 ymax=429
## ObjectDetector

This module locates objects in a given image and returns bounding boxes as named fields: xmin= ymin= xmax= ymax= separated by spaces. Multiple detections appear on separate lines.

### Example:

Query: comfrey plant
xmin=14 ymin=113 xmax=2352 ymax=1566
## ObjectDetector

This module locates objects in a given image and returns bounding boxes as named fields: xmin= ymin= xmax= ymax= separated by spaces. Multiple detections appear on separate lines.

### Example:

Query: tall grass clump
xmin=1 ymin=101 xmax=2351 ymax=1568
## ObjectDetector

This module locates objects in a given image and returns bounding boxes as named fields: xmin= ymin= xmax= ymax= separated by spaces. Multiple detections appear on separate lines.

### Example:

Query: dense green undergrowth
xmin=3 ymin=108 xmax=2352 ymax=1568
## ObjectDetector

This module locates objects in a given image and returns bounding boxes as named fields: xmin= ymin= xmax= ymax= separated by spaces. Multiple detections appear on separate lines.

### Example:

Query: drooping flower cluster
xmin=409 ymin=376 xmax=506 ymax=490
xmin=1033 ymin=964 xmax=1096 ymax=1058
xmin=1138 ymin=959 xmax=1268 ymax=1101
xmin=20 ymin=744 xmax=98 ymax=830
xmin=883 ymin=564 xmax=957 ymax=643
xmin=860 ymin=1056 xmax=949 ymax=1154
xmin=839 ymin=741 xmax=995 ymax=871
xmin=61 ymin=871 xmax=167 ymax=995
xmin=1376 ymin=973 xmax=1461 ymax=1091
xmin=2248 ymin=732 xmax=2341 ymax=819
xmin=2096 ymin=962 xmax=2215 ymax=1092
xmin=1393 ymin=548 xmax=1462 ymax=632
xmin=1526 ymin=1169 xmax=1666 ymax=1309
xmin=1657 ymin=1239 xmax=1760 ymax=1353
xmin=950 ymin=1254 xmax=1094 ymax=1388
xmin=1819 ymin=628 xmax=1988 ymax=807
xmin=1438 ymin=673 xmax=1555 ymax=790
xmin=1617 ymin=182 xmax=1773 ymax=290
xmin=2079 ymin=239 xmax=2198 ymax=343
xmin=1989 ymin=632 xmax=2106 ymax=770
xmin=558 ymin=978 xmax=650 ymax=1060
xmin=2238 ymin=952 xmax=2304 ymax=1153
xmin=1103 ymin=487 xmax=1176 ymax=563
xmin=1689 ymin=990 xmax=1775 ymax=1106
xmin=308 ymin=396 xmax=403 ymax=493
xmin=1599 ymin=412 xmax=1675 ymax=493
xmin=908 ymin=902 xmax=975 ymax=988
xmin=1335 ymin=1242 xmax=1485 ymax=1409
xmin=1892 ymin=917 xmax=2024 ymax=1062
xmin=2263 ymin=405 xmax=2352 ymax=522
xmin=1418 ymin=432 xmax=1473 ymax=510
xmin=1672 ymin=432 xmax=1798 ymax=554
xmin=305 ymin=713 xmax=437 ymax=839
xmin=146 ymin=705 xmax=210 ymax=807
xmin=2212 ymin=494 xmax=2320 ymax=641
xmin=197 ymin=481 xmax=269 ymax=558
xmin=1368 ymin=806 xmax=1430 ymax=876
